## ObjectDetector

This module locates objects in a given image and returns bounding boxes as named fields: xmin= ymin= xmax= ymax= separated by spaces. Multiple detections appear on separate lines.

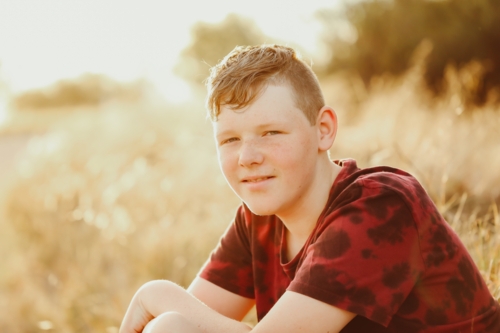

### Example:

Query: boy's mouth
xmin=242 ymin=176 xmax=274 ymax=183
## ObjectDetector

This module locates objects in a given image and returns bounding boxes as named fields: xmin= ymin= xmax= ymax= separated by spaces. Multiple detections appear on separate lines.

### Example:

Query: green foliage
xmin=321 ymin=0 xmax=500 ymax=106
xmin=175 ymin=14 xmax=269 ymax=87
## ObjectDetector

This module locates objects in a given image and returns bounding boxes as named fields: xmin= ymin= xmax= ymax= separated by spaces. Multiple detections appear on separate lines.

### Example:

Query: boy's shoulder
xmin=332 ymin=159 xmax=430 ymax=209
xmin=335 ymin=159 xmax=419 ymax=189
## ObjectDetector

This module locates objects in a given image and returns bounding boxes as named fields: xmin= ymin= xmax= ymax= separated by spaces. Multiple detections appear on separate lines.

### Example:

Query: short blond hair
xmin=206 ymin=44 xmax=325 ymax=124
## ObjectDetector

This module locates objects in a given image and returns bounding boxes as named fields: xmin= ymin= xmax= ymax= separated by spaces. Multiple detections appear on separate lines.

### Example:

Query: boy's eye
xmin=220 ymin=137 xmax=239 ymax=145
xmin=265 ymin=131 xmax=280 ymax=136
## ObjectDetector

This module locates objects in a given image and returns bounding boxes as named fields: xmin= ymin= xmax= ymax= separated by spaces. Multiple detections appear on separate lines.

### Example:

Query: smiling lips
xmin=242 ymin=176 xmax=274 ymax=183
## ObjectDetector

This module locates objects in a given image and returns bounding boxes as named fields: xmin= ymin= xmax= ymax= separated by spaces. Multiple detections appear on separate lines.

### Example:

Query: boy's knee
xmin=140 ymin=279 xmax=175 ymax=290
xmin=138 ymin=280 xmax=179 ymax=298
xmin=144 ymin=311 xmax=200 ymax=333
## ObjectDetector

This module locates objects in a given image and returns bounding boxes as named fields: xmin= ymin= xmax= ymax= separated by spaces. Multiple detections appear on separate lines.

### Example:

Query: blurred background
xmin=0 ymin=0 xmax=499 ymax=332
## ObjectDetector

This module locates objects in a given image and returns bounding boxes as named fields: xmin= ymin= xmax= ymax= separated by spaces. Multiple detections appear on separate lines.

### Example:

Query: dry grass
xmin=0 ymin=101 xmax=240 ymax=332
xmin=0 ymin=63 xmax=498 ymax=332
xmin=323 ymin=57 xmax=500 ymax=300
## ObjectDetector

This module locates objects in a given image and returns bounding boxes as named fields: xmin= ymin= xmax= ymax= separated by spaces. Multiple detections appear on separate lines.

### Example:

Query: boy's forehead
xmin=217 ymin=83 xmax=296 ymax=114
xmin=225 ymin=83 xmax=295 ymax=111
xmin=212 ymin=85 xmax=310 ymax=136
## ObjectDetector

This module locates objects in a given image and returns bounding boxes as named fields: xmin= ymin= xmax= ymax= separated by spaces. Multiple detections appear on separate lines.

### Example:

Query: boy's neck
xmin=279 ymin=158 xmax=342 ymax=245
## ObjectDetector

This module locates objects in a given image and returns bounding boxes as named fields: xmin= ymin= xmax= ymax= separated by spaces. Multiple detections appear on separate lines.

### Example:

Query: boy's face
xmin=213 ymin=84 xmax=322 ymax=218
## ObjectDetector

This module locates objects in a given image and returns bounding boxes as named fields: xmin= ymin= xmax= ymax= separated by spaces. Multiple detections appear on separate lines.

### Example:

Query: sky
xmin=0 ymin=0 xmax=343 ymax=106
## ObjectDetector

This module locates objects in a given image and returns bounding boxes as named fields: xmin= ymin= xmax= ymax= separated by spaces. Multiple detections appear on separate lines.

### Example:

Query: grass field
xmin=0 ymin=64 xmax=498 ymax=332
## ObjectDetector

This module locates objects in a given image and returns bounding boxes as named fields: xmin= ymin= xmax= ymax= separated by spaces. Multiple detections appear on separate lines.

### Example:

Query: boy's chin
xmin=243 ymin=201 xmax=277 ymax=217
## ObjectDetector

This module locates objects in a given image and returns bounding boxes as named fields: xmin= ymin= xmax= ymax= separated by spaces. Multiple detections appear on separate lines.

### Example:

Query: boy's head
xmin=206 ymin=44 xmax=325 ymax=124
xmin=208 ymin=45 xmax=338 ymax=218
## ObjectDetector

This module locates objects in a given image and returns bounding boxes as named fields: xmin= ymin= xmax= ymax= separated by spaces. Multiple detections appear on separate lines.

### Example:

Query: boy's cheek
xmin=218 ymin=151 xmax=237 ymax=172
xmin=218 ymin=157 xmax=238 ymax=187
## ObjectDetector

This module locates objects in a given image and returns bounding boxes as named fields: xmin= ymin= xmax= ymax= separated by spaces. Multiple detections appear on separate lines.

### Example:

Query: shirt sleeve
xmin=288 ymin=180 xmax=425 ymax=327
xmin=198 ymin=205 xmax=255 ymax=299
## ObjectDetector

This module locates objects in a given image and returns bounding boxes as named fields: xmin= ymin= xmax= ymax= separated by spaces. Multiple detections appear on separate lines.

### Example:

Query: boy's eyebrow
xmin=255 ymin=122 xmax=282 ymax=129
xmin=214 ymin=129 xmax=234 ymax=139
xmin=214 ymin=127 xmax=239 ymax=140
xmin=215 ymin=122 xmax=283 ymax=138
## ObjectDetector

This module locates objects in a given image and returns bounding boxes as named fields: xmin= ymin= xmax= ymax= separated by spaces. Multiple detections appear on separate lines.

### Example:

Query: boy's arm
xmin=255 ymin=291 xmax=356 ymax=332
xmin=188 ymin=276 xmax=255 ymax=321
xmin=119 ymin=280 xmax=252 ymax=333
xmin=120 ymin=279 xmax=356 ymax=333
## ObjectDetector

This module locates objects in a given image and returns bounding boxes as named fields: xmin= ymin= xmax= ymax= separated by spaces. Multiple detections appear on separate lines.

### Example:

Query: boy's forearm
xmin=121 ymin=280 xmax=252 ymax=333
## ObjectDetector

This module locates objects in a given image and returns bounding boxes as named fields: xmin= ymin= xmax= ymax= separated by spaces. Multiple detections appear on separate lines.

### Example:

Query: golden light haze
xmin=0 ymin=2 xmax=498 ymax=332
xmin=0 ymin=0 xmax=335 ymax=104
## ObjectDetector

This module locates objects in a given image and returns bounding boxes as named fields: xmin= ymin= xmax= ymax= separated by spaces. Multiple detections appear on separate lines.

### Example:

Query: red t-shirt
xmin=199 ymin=159 xmax=500 ymax=332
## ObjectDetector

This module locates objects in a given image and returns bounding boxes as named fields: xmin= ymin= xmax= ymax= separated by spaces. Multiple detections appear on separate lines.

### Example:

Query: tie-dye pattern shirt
xmin=199 ymin=159 xmax=500 ymax=332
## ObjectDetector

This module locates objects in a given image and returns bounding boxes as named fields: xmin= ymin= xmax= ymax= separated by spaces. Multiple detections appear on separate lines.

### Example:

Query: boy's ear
xmin=316 ymin=106 xmax=338 ymax=152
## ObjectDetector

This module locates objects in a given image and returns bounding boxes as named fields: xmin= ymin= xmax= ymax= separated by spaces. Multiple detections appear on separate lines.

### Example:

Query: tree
xmin=320 ymin=0 xmax=500 ymax=106
xmin=175 ymin=14 xmax=269 ymax=88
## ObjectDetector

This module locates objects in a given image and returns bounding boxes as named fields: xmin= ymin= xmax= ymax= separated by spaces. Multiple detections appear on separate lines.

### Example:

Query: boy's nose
xmin=238 ymin=141 xmax=264 ymax=167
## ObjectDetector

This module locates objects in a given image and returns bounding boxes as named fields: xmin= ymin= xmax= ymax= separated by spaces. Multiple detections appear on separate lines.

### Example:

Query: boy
xmin=120 ymin=45 xmax=500 ymax=332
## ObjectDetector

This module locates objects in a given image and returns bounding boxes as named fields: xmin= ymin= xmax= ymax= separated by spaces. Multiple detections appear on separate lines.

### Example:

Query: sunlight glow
xmin=0 ymin=0 xmax=340 ymax=103
xmin=0 ymin=100 xmax=7 ymax=125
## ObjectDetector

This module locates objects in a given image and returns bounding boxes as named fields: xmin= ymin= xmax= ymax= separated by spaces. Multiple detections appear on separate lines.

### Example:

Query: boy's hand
xmin=119 ymin=280 xmax=253 ymax=333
